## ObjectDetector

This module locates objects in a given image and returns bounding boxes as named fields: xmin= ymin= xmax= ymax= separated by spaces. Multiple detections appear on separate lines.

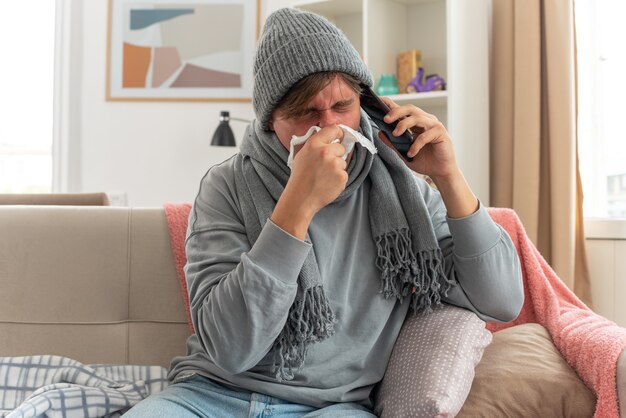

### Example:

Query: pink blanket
xmin=486 ymin=208 xmax=626 ymax=417
xmin=165 ymin=203 xmax=626 ymax=417
xmin=164 ymin=202 xmax=194 ymax=334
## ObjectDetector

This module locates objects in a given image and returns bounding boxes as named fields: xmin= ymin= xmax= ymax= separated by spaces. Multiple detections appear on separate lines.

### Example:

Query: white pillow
xmin=374 ymin=304 xmax=492 ymax=418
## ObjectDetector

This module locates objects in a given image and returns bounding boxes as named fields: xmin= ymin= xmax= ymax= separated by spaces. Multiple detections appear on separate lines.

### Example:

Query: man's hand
xmin=378 ymin=97 xmax=479 ymax=218
xmin=271 ymin=126 xmax=348 ymax=239
xmin=378 ymin=97 xmax=458 ymax=182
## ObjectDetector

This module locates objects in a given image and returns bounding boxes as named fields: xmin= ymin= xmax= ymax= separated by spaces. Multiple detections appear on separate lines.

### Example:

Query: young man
xmin=125 ymin=8 xmax=523 ymax=417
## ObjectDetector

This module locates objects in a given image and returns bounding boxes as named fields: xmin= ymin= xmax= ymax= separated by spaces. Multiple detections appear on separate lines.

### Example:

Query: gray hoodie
xmin=168 ymin=156 xmax=523 ymax=409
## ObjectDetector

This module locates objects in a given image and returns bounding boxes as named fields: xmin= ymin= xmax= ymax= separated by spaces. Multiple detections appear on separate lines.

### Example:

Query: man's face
xmin=269 ymin=75 xmax=362 ymax=150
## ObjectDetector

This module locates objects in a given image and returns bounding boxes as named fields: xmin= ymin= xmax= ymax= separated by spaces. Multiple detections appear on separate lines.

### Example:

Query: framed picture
xmin=106 ymin=0 xmax=260 ymax=101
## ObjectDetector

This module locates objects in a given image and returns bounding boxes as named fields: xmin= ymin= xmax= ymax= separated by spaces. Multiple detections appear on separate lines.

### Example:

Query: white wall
xmin=586 ymin=238 xmax=626 ymax=327
xmin=67 ymin=0 xmax=261 ymax=206
xmin=584 ymin=219 xmax=626 ymax=326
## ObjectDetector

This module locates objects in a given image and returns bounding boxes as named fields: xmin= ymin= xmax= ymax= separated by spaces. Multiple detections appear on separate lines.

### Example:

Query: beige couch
xmin=1 ymin=205 xmax=625 ymax=417
xmin=0 ymin=206 xmax=190 ymax=367
xmin=0 ymin=192 xmax=110 ymax=206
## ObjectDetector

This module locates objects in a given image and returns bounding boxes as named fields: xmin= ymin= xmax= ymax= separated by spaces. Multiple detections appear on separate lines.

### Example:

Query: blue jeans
xmin=123 ymin=375 xmax=378 ymax=417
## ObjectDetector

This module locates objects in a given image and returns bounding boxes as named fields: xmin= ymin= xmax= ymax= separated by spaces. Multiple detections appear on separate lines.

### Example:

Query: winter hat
xmin=253 ymin=7 xmax=374 ymax=130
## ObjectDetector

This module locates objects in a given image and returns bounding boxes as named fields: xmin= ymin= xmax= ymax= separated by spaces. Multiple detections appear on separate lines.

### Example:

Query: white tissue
xmin=287 ymin=125 xmax=377 ymax=169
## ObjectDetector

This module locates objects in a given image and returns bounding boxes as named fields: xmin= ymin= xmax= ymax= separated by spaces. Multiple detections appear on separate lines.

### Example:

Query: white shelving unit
xmin=387 ymin=91 xmax=448 ymax=108
xmin=266 ymin=0 xmax=491 ymax=204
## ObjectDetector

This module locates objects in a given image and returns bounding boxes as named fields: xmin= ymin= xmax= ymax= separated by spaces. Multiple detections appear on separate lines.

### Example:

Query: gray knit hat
xmin=253 ymin=8 xmax=374 ymax=130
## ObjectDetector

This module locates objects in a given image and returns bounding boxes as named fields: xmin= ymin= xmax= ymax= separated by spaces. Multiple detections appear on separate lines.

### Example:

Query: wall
xmin=67 ymin=0 xmax=263 ymax=206
xmin=585 ymin=218 xmax=626 ymax=327
xmin=68 ymin=0 xmax=491 ymax=207
xmin=586 ymin=239 xmax=626 ymax=327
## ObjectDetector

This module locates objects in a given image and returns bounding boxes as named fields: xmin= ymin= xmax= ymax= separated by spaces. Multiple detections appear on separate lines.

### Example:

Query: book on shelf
xmin=397 ymin=49 xmax=422 ymax=94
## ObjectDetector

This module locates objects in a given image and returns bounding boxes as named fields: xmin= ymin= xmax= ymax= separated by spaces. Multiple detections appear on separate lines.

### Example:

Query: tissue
xmin=287 ymin=125 xmax=377 ymax=169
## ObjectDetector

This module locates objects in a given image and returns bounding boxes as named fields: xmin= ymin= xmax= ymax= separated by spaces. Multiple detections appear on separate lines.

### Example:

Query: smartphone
xmin=360 ymin=85 xmax=415 ymax=161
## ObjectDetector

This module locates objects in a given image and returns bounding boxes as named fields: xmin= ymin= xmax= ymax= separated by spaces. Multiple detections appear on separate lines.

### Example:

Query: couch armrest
xmin=617 ymin=350 xmax=626 ymax=418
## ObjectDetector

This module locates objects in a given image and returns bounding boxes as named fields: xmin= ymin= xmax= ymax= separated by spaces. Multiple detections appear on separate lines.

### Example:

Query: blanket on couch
xmin=164 ymin=203 xmax=626 ymax=418
xmin=0 ymin=356 xmax=168 ymax=418
xmin=485 ymin=208 xmax=626 ymax=418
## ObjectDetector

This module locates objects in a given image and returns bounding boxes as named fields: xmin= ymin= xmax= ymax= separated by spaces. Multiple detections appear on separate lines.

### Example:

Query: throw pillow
xmin=457 ymin=323 xmax=596 ymax=417
xmin=374 ymin=304 xmax=492 ymax=418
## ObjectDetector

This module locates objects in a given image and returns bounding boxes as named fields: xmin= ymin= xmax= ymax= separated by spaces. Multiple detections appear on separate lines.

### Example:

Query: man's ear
xmin=268 ymin=119 xmax=274 ymax=131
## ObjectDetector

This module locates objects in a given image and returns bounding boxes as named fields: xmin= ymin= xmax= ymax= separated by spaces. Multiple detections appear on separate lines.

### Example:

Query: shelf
xmin=292 ymin=0 xmax=362 ymax=16
xmin=384 ymin=91 xmax=447 ymax=107
xmin=394 ymin=0 xmax=443 ymax=4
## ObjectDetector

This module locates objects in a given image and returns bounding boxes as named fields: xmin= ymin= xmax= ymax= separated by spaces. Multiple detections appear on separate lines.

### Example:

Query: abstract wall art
xmin=107 ymin=0 xmax=259 ymax=101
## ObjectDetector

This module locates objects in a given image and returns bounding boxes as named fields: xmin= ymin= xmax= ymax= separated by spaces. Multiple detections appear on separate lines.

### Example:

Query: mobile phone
xmin=360 ymin=85 xmax=414 ymax=161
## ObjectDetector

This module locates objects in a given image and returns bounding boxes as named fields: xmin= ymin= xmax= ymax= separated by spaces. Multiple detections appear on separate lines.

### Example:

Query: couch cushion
xmin=0 ymin=207 xmax=190 ymax=368
xmin=0 ymin=323 xmax=128 ymax=365
xmin=458 ymin=323 xmax=596 ymax=417
xmin=129 ymin=208 xmax=188 ymax=323
xmin=0 ymin=206 xmax=130 ymax=323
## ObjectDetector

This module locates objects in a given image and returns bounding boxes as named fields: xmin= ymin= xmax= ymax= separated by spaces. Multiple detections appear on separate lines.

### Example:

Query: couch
xmin=0 ymin=192 xmax=110 ymax=206
xmin=1 ymin=205 xmax=625 ymax=417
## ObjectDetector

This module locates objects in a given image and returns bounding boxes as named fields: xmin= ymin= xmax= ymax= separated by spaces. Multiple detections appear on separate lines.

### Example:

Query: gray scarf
xmin=233 ymin=111 xmax=454 ymax=381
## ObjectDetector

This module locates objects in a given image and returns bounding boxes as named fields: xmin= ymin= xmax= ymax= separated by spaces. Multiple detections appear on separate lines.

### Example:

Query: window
xmin=0 ymin=2 xmax=56 ymax=193
xmin=576 ymin=0 xmax=626 ymax=219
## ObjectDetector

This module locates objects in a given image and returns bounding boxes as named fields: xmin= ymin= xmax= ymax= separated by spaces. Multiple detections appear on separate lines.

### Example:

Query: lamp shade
xmin=210 ymin=111 xmax=236 ymax=147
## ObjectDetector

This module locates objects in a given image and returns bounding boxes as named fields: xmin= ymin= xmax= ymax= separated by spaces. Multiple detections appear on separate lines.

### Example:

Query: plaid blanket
xmin=0 ymin=356 xmax=169 ymax=418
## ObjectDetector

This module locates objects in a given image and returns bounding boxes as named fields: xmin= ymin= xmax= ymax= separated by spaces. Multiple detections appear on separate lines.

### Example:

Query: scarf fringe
xmin=272 ymin=286 xmax=336 ymax=381
xmin=375 ymin=228 xmax=456 ymax=314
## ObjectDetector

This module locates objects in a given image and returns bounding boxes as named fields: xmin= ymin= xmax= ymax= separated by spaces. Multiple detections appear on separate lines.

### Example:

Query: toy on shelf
xmin=407 ymin=67 xmax=446 ymax=93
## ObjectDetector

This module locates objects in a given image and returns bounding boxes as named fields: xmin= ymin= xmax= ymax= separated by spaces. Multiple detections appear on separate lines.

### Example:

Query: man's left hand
xmin=377 ymin=96 xmax=479 ymax=218
xmin=378 ymin=96 xmax=458 ymax=183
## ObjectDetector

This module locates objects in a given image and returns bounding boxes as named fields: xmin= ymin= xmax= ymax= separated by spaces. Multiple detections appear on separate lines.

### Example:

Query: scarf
xmin=233 ymin=111 xmax=455 ymax=381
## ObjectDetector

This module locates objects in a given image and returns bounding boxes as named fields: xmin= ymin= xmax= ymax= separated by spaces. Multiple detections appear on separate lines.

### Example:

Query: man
xmin=125 ymin=7 xmax=523 ymax=417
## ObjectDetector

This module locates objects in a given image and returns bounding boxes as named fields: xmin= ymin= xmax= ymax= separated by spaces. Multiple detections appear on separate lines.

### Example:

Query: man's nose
xmin=318 ymin=110 xmax=340 ymax=128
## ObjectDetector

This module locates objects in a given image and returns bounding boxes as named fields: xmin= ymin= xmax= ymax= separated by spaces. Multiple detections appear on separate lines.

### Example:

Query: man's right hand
xmin=271 ymin=125 xmax=348 ymax=240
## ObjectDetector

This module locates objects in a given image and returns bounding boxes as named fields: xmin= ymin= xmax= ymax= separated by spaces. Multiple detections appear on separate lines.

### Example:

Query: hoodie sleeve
xmin=417 ymin=177 xmax=524 ymax=322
